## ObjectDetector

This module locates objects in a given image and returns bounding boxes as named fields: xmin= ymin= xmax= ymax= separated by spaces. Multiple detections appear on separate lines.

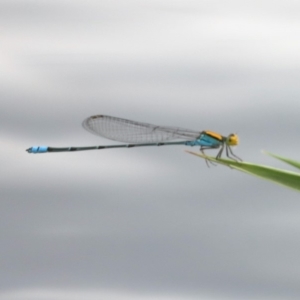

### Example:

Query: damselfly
xmin=26 ymin=115 xmax=241 ymax=164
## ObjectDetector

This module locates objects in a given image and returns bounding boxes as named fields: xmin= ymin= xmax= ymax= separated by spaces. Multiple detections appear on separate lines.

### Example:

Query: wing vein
xmin=82 ymin=115 xmax=200 ymax=143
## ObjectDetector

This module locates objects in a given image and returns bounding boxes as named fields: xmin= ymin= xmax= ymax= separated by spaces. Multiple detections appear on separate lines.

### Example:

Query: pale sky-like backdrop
xmin=1 ymin=1 xmax=300 ymax=299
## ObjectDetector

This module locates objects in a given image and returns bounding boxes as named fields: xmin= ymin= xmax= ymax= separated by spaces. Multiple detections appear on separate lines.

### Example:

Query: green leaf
xmin=186 ymin=151 xmax=300 ymax=192
xmin=263 ymin=151 xmax=300 ymax=170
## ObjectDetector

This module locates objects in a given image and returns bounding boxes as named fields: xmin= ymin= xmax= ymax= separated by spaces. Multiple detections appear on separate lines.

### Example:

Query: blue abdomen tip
xmin=27 ymin=146 xmax=48 ymax=153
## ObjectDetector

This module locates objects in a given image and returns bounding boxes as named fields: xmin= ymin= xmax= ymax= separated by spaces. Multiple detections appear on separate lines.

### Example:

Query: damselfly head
xmin=226 ymin=134 xmax=239 ymax=146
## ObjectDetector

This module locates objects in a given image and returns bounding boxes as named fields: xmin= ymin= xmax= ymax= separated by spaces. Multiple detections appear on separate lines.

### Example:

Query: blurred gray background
xmin=1 ymin=1 xmax=300 ymax=299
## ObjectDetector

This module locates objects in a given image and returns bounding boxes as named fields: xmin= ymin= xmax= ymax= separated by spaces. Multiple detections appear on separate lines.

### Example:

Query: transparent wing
xmin=82 ymin=115 xmax=201 ymax=143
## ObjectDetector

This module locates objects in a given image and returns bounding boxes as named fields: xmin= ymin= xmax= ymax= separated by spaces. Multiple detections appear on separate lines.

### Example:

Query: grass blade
xmin=186 ymin=151 xmax=300 ymax=192
xmin=263 ymin=151 xmax=300 ymax=170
